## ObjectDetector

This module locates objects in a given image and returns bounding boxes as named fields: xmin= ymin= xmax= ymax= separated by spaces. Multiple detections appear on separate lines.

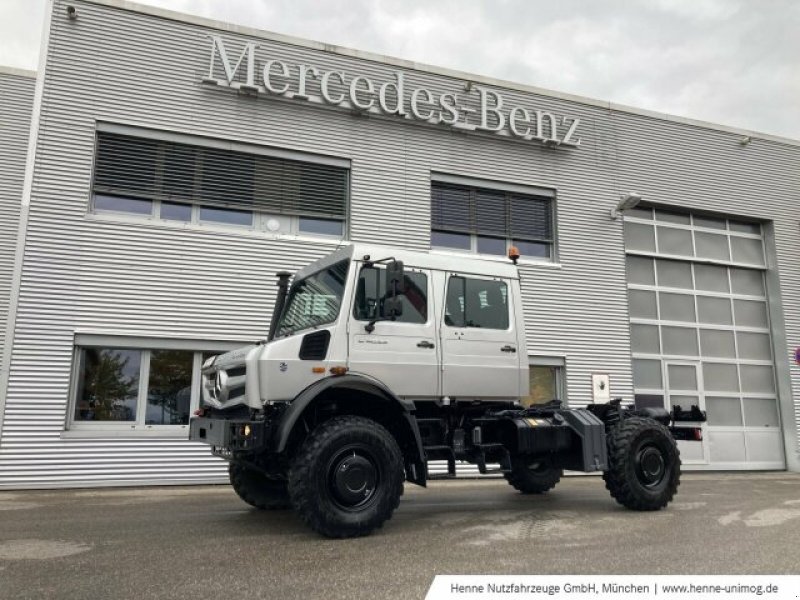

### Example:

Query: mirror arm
xmin=364 ymin=315 xmax=397 ymax=333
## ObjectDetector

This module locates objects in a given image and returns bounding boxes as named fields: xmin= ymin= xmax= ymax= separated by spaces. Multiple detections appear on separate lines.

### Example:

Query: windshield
xmin=275 ymin=259 xmax=350 ymax=337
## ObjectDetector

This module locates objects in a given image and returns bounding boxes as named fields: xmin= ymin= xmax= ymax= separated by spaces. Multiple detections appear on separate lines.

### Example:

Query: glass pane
xmin=743 ymin=398 xmax=779 ymax=428
xmin=740 ymin=365 xmax=775 ymax=393
xmin=667 ymin=365 xmax=697 ymax=390
xmin=730 ymin=237 xmax=764 ymax=265
xmin=626 ymin=256 xmax=655 ymax=285
xmin=199 ymin=206 xmax=253 ymax=226
xmin=160 ymin=201 xmax=192 ymax=222
xmin=522 ymin=366 xmax=560 ymax=407
xmin=694 ymin=232 xmax=730 ymax=261
xmin=74 ymin=348 xmax=141 ymax=422
xmin=669 ymin=395 xmax=699 ymax=416
xmin=631 ymin=324 xmax=660 ymax=354
xmin=513 ymin=240 xmax=550 ymax=258
xmin=730 ymin=268 xmax=764 ymax=296
xmin=94 ymin=194 xmax=153 ymax=216
xmin=696 ymin=297 xmax=732 ymax=325
xmin=694 ymin=264 xmax=729 ymax=293
xmin=629 ymin=289 xmax=658 ymax=319
xmin=661 ymin=326 xmax=698 ymax=356
xmin=699 ymin=329 xmax=736 ymax=358
xmin=354 ymin=267 xmax=428 ymax=324
xmin=693 ymin=215 xmax=726 ymax=230
xmin=703 ymin=362 xmax=739 ymax=392
xmin=655 ymin=210 xmax=690 ymax=225
xmin=626 ymin=207 xmax=653 ymax=220
xmin=146 ymin=350 xmax=194 ymax=425
xmin=706 ymin=397 xmax=743 ymax=426
xmin=477 ymin=236 xmax=507 ymax=255
xmin=656 ymin=226 xmax=693 ymax=256
xmin=734 ymin=299 xmax=768 ymax=328
xmin=656 ymin=260 xmax=693 ymax=289
xmin=299 ymin=217 xmax=343 ymax=237
xmin=729 ymin=221 xmax=761 ymax=234
xmin=634 ymin=394 xmax=664 ymax=409
xmin=624 ymin=223 xmax=656 ymax=252
xmin=431 ymin=230 xmax=470 ymax=250
xmin=736 ymin=332 xmax=771 ymax=360
xmin=276 ymin=260 xmax=349 ymax=336
xmin=445 ymin=277 xmax=508 ymax=329
xmin=659 ymin=292 xmax=695 ymax=322
xmin=633 ymin=359 xmax=662 ymax=389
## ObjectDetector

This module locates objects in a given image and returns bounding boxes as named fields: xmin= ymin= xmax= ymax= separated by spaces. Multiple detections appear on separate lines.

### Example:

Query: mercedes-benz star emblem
xmin=213 ymin=370 xmax=228 ymax=402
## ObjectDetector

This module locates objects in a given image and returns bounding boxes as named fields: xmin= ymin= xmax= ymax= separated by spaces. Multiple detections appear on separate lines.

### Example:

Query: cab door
xmin=347 ymin=264 xmax=439 ymax=400
xmin=440 ymin=273 xmax=521 ymax=399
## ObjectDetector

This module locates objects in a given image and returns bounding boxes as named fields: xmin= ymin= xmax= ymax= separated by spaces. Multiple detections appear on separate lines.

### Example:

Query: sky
xmin=2 ymin=0 xmax=799 ymax=140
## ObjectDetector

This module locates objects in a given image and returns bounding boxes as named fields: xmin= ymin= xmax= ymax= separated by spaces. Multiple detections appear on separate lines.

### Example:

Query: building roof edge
xmin=76 ymin=0 xmax=800 ymax=148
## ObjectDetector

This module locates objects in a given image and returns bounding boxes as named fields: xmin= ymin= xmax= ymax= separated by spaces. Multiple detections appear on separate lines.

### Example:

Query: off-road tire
xmin=603 ymin=416 xmax=680 ymax=511
xmin=229 ymin=463 xmax=291 ymax=510
xmin=505 ymin=455 xmax=563 ymax=494
xmin=288 ymin=416 xmax=404 ymax=538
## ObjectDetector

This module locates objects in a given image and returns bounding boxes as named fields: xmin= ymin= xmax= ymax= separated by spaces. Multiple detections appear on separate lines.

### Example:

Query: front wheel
xmin=603 ymin=416 xmax=681 ymax=511
xmin=288 ymin=416 xmax=404 ymax=538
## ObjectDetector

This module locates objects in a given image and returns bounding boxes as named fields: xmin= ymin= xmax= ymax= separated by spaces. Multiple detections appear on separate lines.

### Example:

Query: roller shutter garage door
xmin=625 ymin=207 xmax=784 ymax=469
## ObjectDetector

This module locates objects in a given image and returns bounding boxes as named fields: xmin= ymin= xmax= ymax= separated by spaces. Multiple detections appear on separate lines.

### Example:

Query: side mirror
xmin=385 ymin=260 xmax=405 ymax=296
xmin=384 ymin=296 xmax=403 ymax=319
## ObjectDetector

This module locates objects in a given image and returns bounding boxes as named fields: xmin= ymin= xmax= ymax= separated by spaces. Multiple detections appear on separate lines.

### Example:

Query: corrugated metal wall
xmin=0 ymin=0 xmax=797 ymax=488
xmin=0 ymin=69 xmax=35 ymax=384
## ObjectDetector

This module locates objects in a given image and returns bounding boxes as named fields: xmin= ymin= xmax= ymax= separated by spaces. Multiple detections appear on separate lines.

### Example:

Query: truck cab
xmin=201 ymin=244 xmax=527 ymax=410
xmin=190 ymin=244 xmax=701 ymax=538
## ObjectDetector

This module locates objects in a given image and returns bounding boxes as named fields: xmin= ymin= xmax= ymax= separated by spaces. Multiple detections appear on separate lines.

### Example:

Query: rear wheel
xmin=603 ymin=416 xmax=680 ymax=511
xmin=505 ymin=455 xmax=563 ymax=494
xmin=288 ymin=416 xmax=404 ymax=538
xmin=229 ymin=462 xmax=291 ymax=510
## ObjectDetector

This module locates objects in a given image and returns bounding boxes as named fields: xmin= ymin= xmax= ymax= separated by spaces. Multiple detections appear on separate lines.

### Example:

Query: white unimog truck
xmin=189 ymin=244 xmax=704 ymax=538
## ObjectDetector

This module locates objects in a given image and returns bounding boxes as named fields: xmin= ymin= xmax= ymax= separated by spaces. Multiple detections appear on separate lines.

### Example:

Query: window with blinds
xmin=431 ymin=181 xmax=554 ymax=259
xmin=91 ymin=131 xmax=348 ymax=235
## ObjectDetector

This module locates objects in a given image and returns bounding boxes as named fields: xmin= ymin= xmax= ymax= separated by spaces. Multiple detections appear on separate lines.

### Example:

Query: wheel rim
xmin=326 ymin=444 xmax=380 ymax=511
xmin=635 ymin=444 xmax=667 ymax=488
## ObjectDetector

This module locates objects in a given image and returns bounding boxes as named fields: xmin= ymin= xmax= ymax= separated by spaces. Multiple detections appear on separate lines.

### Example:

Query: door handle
xmin=501 ymin=345 xmax=516 ymax=353
xmin=417 ymin=341 xmax=435 ymax=349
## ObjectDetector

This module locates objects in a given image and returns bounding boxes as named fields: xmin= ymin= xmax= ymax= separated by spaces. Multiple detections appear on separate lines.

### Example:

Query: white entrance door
xmin=664 ymin=361 xmax=708 ymax=464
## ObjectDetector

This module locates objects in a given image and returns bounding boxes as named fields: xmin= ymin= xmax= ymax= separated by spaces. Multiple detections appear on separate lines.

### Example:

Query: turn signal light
xmin=312 ymin=367 xmax=326 ymax=374
xmin=693 ymin=428 xmax=703 ymax=441
xmin=329 ymin=366 xmax=348 ymax=376
xmin=193 ymin=408 xmax=206 ymax=417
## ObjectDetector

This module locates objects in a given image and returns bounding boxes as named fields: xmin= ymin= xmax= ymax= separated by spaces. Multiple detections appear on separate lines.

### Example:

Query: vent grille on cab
xmin=299 ymin=330 xmax=331 ymax=360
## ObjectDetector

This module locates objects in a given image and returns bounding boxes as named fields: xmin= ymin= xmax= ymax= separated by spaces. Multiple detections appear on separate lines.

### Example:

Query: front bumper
xmin=189 ymin=417 xmax=268 ymax=454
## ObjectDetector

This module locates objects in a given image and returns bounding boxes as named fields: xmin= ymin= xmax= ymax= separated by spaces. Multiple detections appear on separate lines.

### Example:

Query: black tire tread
xmin=229 ymin=463 xmax=291 ymax=510
xmin=504 ymin=457 xmax=563 ymax=494
xmin=602 ymin=416 xmax=680 ymax=511
xmin=288 ymin=415 xmax=404 ymax=538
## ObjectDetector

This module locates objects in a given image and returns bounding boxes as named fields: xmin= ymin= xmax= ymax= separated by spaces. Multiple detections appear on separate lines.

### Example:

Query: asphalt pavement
xmin=1 ymin=472 xmax=799 ymax=599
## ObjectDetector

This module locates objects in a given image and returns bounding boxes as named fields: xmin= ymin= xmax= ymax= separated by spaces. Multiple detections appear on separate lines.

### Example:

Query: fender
xmin=273 ymin=373 xmax=427 ymax=485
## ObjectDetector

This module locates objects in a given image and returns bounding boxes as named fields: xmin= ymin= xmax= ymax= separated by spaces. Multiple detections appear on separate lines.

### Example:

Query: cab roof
xmin=294 ymin=243 xmax=520 ymax=281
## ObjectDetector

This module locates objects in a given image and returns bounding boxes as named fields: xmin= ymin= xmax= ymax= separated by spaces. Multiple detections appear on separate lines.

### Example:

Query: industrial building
xmin=0 ymin=0 xmax=798 ymax=488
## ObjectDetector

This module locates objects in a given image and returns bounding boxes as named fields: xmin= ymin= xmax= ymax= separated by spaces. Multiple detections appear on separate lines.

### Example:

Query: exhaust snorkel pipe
xmin=267 ymin=271 xmax=293 ymax=341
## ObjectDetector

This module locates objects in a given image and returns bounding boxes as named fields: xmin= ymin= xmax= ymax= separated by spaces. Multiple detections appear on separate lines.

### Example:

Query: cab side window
xmin=353 ymin=266 xmax=428 ymax=324
xmin=445 ymin=277 xmax=509 ymax=329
